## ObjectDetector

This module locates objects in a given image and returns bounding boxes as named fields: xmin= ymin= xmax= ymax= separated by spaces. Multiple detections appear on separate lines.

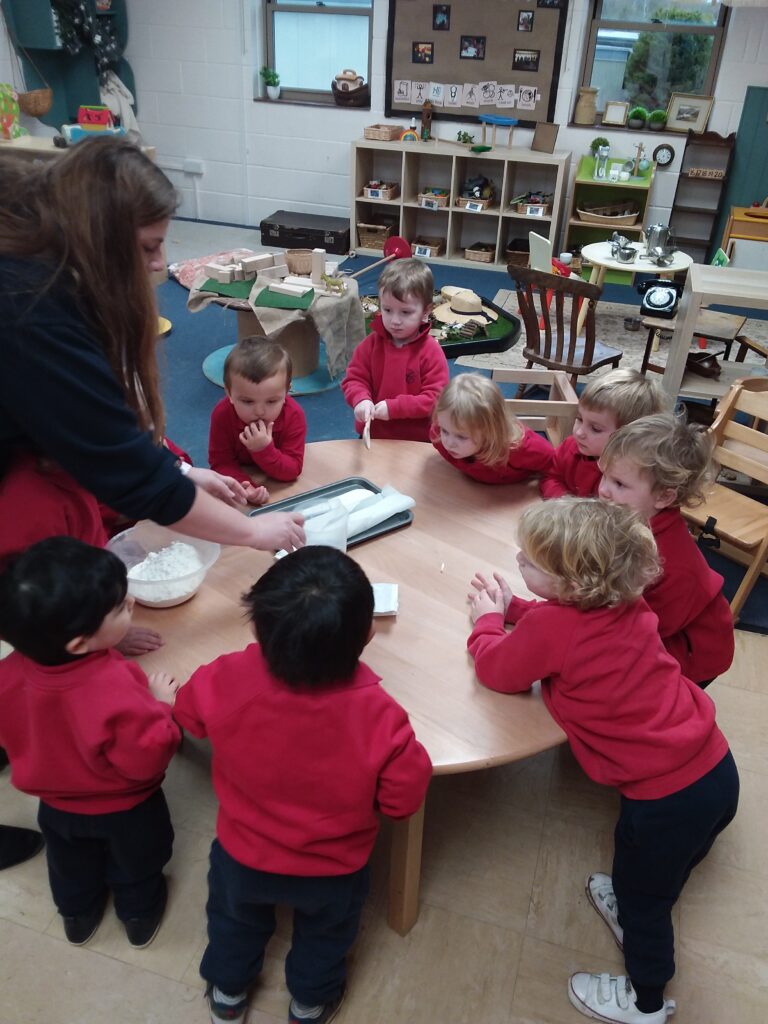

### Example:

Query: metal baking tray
xmin=247 ymin=476 xmax=413 ymax=548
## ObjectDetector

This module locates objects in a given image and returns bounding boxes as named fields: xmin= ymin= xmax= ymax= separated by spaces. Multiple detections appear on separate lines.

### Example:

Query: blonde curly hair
xmin=599 ymin=413 xmax=715 ymax=508
xmin=580 ymin=368 xmax=665 ymax=428
xmin=517 ymin=497 xmax=660 ymax=609
xmin=435 ymin=374 xmax=524 ymax=466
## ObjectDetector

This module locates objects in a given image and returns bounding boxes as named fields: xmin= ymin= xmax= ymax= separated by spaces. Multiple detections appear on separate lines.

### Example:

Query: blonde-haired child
xmin=467 ymin=497 xmax=738 ymax=1024
xmin=431 ymin=373 xmax=554 ymax=483
xmin=342 ymin=259 xmax=449 ymax=442
xmin=208 ymin=337 xmax=307 ymax=506
xmin=541 ymin=368 xmax=665 ymax=499
xmin=598 ymin=412 xmax=733 ymax=688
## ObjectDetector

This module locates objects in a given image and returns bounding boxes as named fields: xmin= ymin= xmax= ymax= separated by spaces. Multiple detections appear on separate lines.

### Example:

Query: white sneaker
xmin=586 ymin=873 xmax=624 ymax=950
xmin=568 ymin=972 xmax=676 ymax=1024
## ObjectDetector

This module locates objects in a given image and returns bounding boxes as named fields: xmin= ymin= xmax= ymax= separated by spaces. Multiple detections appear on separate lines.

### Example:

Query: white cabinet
xmin=351 ymin=139 xmax=571 ymax=270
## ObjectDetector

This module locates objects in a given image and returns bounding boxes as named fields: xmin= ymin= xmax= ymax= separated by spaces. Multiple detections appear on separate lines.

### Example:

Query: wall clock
xmin=652 ymin=143 xmax=676 ymax=168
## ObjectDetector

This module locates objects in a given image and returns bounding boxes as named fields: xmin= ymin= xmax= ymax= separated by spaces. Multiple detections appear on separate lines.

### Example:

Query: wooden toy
xmin=346 ymin=235 xmax=413 ymax=280
xmin=321 ymin=273 xmax=346 ymax=295
xmin=311 ymin=248 xmax=325 ymax=285
xmin=204 ymin=262 xmax=235 ymax=284
xmin=240 ymin=253 xmax=274 ymax=274
xmin=478 ymin=114 xmax=518 ymax=148
xmin=269 ymin=280 xmax=313 ymax=297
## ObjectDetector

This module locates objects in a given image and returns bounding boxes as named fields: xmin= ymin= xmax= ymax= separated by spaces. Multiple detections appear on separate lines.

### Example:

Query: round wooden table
xmin=133 ymin=440 xmax=566 ymax=933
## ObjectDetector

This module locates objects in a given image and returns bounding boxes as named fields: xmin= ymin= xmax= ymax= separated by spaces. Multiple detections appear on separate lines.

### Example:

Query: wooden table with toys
xmin=133 ymin=439 xmax=566 ymax=935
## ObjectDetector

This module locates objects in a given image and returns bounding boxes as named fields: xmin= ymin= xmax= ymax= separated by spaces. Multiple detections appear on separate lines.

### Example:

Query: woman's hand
xmin=251 ymin=511 xmax=305 ymax=551
xmin=115 ymin=625 xmax=164 ymax=657
xmin=353 ymin=400 xmax=375 ymax=423
xmin=186 ymin=467 xmax=249 ymax=507
xmin=470 ymin=571 xmax=513 ymax=615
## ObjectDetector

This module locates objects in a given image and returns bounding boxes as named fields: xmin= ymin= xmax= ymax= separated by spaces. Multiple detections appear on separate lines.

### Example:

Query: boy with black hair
xmin=0 ymin=537 xmax=180 ymax=948
xmin=173 ymin=545 xmax=432 ymax=1024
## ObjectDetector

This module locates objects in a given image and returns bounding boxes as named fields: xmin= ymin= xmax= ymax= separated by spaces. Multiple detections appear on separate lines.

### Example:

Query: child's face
xmin=516 ymin=549 xmax=561 ymax=602
xmin=572 ymin=404 xmax=618 ymax=459
xmin=88 ymin=595 xmax=135 ymax=651
xmin=379 ymin=289 xmax=431 ymax=345
xmin=436 ymin=411 xmax=481 ymax=459
xmin=227 ymin=371 xmax=288 ymax=425
xmin=598 ymin=455 xmax=676 ymax=521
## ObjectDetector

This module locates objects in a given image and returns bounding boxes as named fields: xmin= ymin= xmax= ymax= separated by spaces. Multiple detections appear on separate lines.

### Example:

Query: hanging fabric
xmin=51 ymin=0 xmax=123 ymax=85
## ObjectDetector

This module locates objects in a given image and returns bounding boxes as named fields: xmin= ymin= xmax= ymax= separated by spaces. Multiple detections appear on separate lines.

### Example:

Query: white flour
xmin=127 ymin=542 xmax=204 ymax=604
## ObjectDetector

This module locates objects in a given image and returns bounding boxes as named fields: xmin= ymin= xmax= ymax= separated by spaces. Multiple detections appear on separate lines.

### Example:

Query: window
xmin=264 ymin=1 xmax=373 ymax=104
xmin=580 ymin=1 xmax=728 ymax=116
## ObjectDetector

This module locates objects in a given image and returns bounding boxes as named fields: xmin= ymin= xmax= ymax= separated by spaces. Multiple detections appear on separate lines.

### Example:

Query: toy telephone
xmin=637 ymin=278 xmax=683 ymax=319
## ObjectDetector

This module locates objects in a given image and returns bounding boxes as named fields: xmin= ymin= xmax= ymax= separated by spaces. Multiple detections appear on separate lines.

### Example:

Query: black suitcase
xmin=259 ymin=210 xmax=351 ymax=255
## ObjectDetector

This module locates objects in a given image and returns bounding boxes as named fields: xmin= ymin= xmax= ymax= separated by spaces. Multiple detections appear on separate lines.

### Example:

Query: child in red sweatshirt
xmin=209 ymin=337 xmax=307 ymax=505
xmin=599 ymin=412 xmax=734 ymax=688
xmin=540 ymin=368 xmax=664 ymax=499
xmin=467 ymin=498 xmax=738 ymax=1024
xmin=342 ymin=259 xmax=449 ymax=441
xmin=174 ymin=545 xmax=432 ymax=1024
xmin=0 ymin=537 xmax=180 ymax=948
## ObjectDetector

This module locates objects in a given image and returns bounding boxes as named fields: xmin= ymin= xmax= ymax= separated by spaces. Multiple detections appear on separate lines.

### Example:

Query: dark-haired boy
xmin=0 ymin=536 xmax=181 ymax=947
xmin=208 ymin=337 xmax=307 ymax=505
xmin=173 ymin=545 xmax=432 ymax=1024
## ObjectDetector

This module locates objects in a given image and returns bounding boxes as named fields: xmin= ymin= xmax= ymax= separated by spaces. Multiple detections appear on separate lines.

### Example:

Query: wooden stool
xmin=640 ymin=309 xmax=747 ymax=375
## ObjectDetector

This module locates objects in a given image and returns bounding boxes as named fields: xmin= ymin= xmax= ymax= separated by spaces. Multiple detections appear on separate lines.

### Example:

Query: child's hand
xmin=354 ymin=400 xmax=375 ymax=423
xmin=239 ymin=421 xmax=273 ymax=453
xmin=187 ymin=467 xmax=249 ymax=507
xmin=373 ymin=401 xmax=389 ymax=420
xmin=244 ymin=482 xmax=270 ymax=506
xmin=470 ymin=571 xmax=513 ymax=615
xmin=148 ymin=672 xmax=180 ymax=705
xmin=115 ymin=626 xmax=164 ymax=657
xmin=468 ymin=584 xmax=505 ymax=624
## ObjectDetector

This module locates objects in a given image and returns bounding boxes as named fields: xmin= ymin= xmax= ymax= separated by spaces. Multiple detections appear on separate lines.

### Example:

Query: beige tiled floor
xmin=1 ymin=629 xmax=766 ymax=1024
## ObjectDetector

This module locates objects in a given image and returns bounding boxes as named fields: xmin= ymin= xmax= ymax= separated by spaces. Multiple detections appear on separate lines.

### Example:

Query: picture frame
xmin=666 ymin=93 xmax=714 ymax=134
xmin=432 ymin=5 xmax=450 ymax=31
xmin=412 ymin=41 xmax=434 ymax=64
xmin=512 ymin=49 xmax=540 ymax=73
xmin=459 ymin=36 xmax=486 ymax=60
xmin=602 ymin=100 xmax=629 ymax=127
xmin=518 ymin=11 xmax=534 ymax=32
xmin=531 ymin=121 xmax=559 ymax=153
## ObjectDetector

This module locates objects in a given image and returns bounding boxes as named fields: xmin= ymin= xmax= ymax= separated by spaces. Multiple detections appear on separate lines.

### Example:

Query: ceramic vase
xmin=573 ymin=87 xmax=598 ymax=126
xmin=267 ymin=85 xmax=280 ymax=100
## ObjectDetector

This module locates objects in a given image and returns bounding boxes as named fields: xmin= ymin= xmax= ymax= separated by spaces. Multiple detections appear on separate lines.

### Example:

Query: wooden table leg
xmin=387 ymin=803 xmax=425 ymax=935
xmin=576 ymin=264 xmax=604 ymax=336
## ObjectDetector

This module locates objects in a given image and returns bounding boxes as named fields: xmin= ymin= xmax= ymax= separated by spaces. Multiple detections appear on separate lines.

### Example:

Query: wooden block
xmin=311 ymin=248 xmax=326 ymax=285
xmin=283 ymin=274 xmax=314 ymax=288
xmin=233 ymin=266 xmax=245 ymax=281
xmin=273 ymin=252 xmax=288 ymax=268
xmin=204 ymin=262 xmax=235 ymax=284
xmin=269 ymin=280 xmax=313 ymax=297
xmin=259 ymin=265 xmax=289 ymax=281
xmin=240 ymin=253 xmax=274 ymax=273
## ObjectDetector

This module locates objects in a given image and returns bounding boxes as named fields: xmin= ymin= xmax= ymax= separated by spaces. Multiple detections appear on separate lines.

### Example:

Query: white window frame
xmin=263 ymin=0 xmax=373 ymax=105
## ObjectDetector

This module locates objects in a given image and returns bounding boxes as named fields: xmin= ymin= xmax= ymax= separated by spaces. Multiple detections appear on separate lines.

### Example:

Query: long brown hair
xmin=0 ymin=137 xmax=178 ymax=440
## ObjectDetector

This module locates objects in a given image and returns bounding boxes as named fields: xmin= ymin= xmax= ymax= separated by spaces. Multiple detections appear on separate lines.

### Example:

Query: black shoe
xmin=123 ymin=884 xmax=168 ymax=949
xmin=0 ymin=825 xmax=44 ymax=870
xmin=288 ymin=985 xmax=346 ymax=1024
xmin=63 ymin=896 xmax=107 ymax=945
xmin=205 ymin=983 xmax=249 ymax=1023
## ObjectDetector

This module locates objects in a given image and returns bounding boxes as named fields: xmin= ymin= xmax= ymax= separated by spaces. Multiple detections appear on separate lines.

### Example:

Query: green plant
xmin=260 ymin=66 xmax=280 ymax=87
xmin=590 ymin=136 xmax=610 ymax=154
xmin=456 ymin=130 xmax=475 ymax=144
xmin=623 ymin=8 xmax=711 ymax=111
xmin=648 ymin=108 xmax=667 ymax=125
xmin=628 ymin=106 xmax=649 ymax=123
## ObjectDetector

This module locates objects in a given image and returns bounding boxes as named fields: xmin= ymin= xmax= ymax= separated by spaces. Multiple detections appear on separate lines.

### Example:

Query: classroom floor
xmin=1 ymin=220 xmax=766 ymax=1024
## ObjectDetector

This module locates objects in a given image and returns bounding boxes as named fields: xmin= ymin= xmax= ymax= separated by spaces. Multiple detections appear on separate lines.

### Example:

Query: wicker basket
xmin=418 ymin=190 xmax=449 ymax=208
xmin=17 ymin=88 xmax=53 ymax=117
xmin=357 ymin=222 xmax=394 ymax=250
xmin=576 ymin=202 xmax=640 ymax=226
xmin=284 ymin=249 xmax=313 ymax=275
xmin=506 ymin=248 xmax=530 ymax=268
xmin=412 ymin=236 xmax=445 ymax=258
xmin=362 ymin=182 xmax=399 ymax=200
xmin=464 ymin=243 xmax=495 ymax=263
xmin=364 ymin=124 xmax=402 ymax=141
xmin=456 ymin=195 xmax=494 ymax=210
xmin=513 ymin=201 xmax=551 ymax=216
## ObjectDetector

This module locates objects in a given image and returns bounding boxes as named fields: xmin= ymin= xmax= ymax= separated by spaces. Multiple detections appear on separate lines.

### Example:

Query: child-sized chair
xmin=683 ymin=377 xmax=768 ymax=620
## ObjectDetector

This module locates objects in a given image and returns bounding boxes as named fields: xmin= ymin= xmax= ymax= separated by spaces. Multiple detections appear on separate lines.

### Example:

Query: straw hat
xmin=432 ymin=289 xmax=498 ymax=325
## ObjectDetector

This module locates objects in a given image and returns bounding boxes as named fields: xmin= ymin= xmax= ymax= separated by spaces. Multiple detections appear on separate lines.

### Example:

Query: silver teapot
xmin=645 ymin=224 xmax=674 ymax=255
xmin=610 ymin=232 xmax=638 ymax=263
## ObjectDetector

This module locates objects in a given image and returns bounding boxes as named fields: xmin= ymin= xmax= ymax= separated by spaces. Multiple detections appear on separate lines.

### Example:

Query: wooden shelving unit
xmin=350 ymin=139 xmax=571 ymax=270
xmin=669 ymin=131 xmax=736 ymax=264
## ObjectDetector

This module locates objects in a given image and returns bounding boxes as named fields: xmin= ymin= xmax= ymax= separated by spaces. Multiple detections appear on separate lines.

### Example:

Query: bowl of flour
xmin=107 ymin=522 xmax=220 ymax=608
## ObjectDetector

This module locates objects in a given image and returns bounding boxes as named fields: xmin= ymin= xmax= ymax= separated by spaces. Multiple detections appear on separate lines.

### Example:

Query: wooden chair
xmin=508 ymin=265 xmax=622 ymax=388
xmin=683 ymin=378 xmax=768 ymax=620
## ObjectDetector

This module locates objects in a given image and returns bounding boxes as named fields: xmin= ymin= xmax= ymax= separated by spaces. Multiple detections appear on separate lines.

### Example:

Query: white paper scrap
xmin=373 ymin=583 xmax=399 ymax=617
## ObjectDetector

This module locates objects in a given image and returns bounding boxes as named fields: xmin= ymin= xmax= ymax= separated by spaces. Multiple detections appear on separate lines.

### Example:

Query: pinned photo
xmin=459 ymin=36 xmax=486 ymax=60
xmin=513 ymin=49 xmax=540 ymax=73
xmin=412 ymin=41 xmax=434 ymax=64
xmin=433 ymin=4 xmax=450 ymax=31
xmin=518 ymin=11 xmax=534 ymax=32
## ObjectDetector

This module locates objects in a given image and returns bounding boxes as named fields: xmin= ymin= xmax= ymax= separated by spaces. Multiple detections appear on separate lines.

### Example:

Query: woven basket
xmin=418 ymin=191 xmax=449 ymax=208
xmin=362 ymin=182 xmax=399 ymax=200
xmin=284 ymin=249 xmax=313 ymax=275
xmin=18 ymin=88 xmax=53 ymax=117
xmin=464 ymin=244 xmax=495 ymax=263
xmin=357 ymin=222 xmax=394 ymax=250
xmin=364 ymin=124 xmax=402 ymax=141
xmin=412 ymin=236 xmax=445 ymax=257
xmin=576 ymin=202 xmax=640 ymax=226
xmin=456 ymin=195 xmax=494 ymax=210
xmin=506 ymin=250 xmax=530 ymax=267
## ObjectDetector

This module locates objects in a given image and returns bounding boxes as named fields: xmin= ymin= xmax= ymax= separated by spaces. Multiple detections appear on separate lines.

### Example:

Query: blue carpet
xmin=202 ymin=343 xmax=339 ymax=395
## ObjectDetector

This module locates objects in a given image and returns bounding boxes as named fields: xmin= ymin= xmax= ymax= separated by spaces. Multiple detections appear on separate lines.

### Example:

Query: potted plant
xmin=648 ymin=109 xmax=667 ymax=131
xmin=260 ymin=66 xmax=280 ymax=100
xmin=628 ymin=105 xmax=649 ymax=130
xmin=590 ymin=136 xmax=610 ymax=156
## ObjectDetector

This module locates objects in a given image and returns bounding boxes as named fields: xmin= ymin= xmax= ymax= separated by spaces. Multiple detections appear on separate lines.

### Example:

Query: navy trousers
xmin=612 ymin=750 xmax=739 ymax=990
xmin=37 ymin=788 xmax=173 ymax=921
xmin=201 ymin=839 xmax=369 ymax=1005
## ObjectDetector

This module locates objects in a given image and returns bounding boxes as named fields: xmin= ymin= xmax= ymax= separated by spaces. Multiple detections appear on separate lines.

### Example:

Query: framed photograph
xmin=460 ymin=36 xmax=486 ymax=60
xmin=513 ymin=49 xmax=540 ymax=73
xmin=537 ymin=0 xmax=563 ymax=7
xmin=412 ymin=41 xmax=434 ymax=65
xmin=433 ymin=5 xmax=450 ymax=31
xmin=602 ymin=100 xmax=629 ymax=126
xmin=518 ymin=11 xmax=534 ymax=32
xmin=666 ymin=93 xmax=714 ymax=134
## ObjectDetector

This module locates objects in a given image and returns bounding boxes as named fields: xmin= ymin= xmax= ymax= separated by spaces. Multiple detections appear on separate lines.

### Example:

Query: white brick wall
xmin=2 ymin=1 xmax=766 ymax=233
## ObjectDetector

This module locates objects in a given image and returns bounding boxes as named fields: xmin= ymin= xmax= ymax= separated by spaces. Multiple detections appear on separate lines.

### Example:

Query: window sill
xmin=567 ymin=121 xmax=671 ymax=135
xmin=253 ymin=97 xmax=370 ymax=111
